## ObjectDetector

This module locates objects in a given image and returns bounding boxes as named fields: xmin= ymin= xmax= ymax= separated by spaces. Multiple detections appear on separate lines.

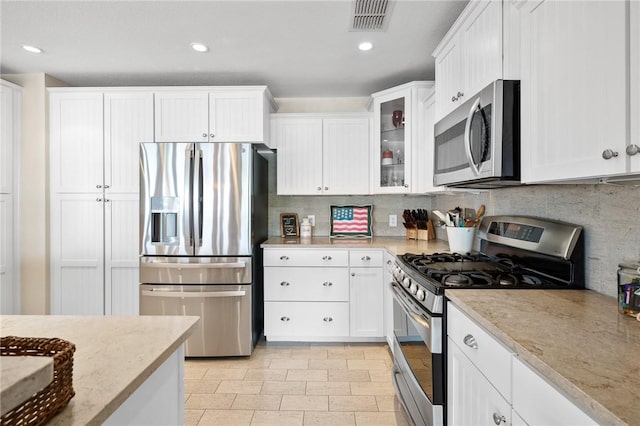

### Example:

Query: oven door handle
xmin=392 ymin=366 xmax=423 ymax=426
xmin=390 ymin=283 xmax=432 ymax=332
xmin=464 ymin=97 xmax=482 ymax=176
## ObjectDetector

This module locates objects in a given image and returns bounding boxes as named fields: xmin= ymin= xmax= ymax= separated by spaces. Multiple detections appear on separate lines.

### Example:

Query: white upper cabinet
xmin=0 ymin=81 xmax=19 ymax=195
xmin=154 ymin=87 xmax=275 ymax=144
xmin=520 ymin=0 xmax=636 ymax=183
xmin=50 ymin=92 xmax=104 ymax=194
xmin=433 ymin=0 xmax=517 ymax=122
xmin=370 ymin=81 xmax=435 ymax=194
xmin=274 ymin=114 xmax=370 ymax=195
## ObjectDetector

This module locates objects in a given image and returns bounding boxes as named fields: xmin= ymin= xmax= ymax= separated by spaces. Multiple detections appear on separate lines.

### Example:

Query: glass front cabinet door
xmin=371 ymin=82 xmax=435 ymax=194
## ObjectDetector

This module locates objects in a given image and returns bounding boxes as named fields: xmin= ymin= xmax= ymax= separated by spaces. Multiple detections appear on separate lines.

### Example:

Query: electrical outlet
xmin=308 ymin=215 xmax=315 ymax=227
xmin=389 ymin=214 xmax=398 ymax=227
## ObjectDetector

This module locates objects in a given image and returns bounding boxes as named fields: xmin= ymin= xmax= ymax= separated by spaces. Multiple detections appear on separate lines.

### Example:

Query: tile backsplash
xmin=265 ymin=154 xmax=640 ymax=298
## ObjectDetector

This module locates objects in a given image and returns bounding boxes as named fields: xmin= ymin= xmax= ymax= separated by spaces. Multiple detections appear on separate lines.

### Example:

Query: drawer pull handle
xmin=280 ymin=281 xmax=290 ymax=287
xmin=322 ymin=256 xmax=332 ymax=261
xmin=322 ymin=282 xmax=333 ymax=287
xmin=323 ymin=317 xmax=333 ymax=322
xmin=463 ymin=334 xmax=478 ymax=349
xmin=361 ymin=255 xmax=371 ymax=261
xmin=492 ymin=413 xmax=506 ymax=425
xmin=280 ymin=256 xmax=289 ymax=261
xmin=280 ymin=316 xmax=290 ymax=322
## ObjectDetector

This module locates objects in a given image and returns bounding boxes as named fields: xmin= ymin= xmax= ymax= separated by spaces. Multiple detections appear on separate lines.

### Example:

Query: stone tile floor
xmin=184 ymin=341 xmax=410 ymax=425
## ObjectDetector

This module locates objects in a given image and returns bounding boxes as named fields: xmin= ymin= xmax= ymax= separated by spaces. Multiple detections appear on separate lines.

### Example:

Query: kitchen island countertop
xmin=0 ymin=315 xmax=198 ymax=425
xmin=261 ymin=236 xmax=450 ymax=255
xmin=446 ymin=289 xmax=640 ymax=426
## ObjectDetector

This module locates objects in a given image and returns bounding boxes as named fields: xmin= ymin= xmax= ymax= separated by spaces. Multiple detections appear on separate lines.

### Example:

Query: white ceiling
xmin=0 ymin=0 xmax=467 ymax=97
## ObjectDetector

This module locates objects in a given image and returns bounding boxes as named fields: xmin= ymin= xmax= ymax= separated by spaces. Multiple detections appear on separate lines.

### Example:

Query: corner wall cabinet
xmin=0 ymin=80 xmax=21 ymax=314
xmin=263 ymin=248 xmax=384 ymax=341
xmin=154 ymin=87 xmax=276 ymax=146
xmin=49 ymin=90 xmax=154 ymax=315
xmin=519 ymin=0 xmax=640 ymax=183
xmin=447 ymin=302 xmax=598 ymax=425
xmin=273 ymin=114 xmax=370 ymax=195
xmin=370 ymin=81 xmax=435 ymax=194
xmin=432 ymin=0 xmax=519 ymax=122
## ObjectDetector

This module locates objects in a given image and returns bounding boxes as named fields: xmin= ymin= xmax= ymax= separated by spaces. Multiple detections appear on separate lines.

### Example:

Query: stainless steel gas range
xmin=390 ymin=215 xmax=585 ymax=426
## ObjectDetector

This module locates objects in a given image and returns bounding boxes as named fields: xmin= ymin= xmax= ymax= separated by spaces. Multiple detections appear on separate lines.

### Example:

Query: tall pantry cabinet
xmin=49 ymin=90 xmax=153 ymax=315
xmin=0 ymin=80 xmax=21 ymax=314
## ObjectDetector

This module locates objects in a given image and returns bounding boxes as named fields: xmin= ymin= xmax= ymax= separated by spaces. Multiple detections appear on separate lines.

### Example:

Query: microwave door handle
xmin=464 ymin=97 xmax=482 ymax=176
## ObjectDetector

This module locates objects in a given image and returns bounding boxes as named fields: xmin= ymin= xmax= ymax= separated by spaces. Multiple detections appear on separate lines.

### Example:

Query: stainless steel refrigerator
xmin=139 ymin=142 xmax=267 ymax=357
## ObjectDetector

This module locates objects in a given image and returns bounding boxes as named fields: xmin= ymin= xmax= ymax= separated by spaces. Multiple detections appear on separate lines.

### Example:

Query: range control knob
xmin=416 ymin=289 xmax=426 ymax=302
xmin=409 ymin=283 xmax=418 ymax=295
xmin=402 ymin=277 xmax=411 ymax=288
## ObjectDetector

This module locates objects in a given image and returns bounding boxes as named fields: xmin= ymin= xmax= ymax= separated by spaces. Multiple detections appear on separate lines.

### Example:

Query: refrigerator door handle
xmin=143 ymin=261 xmax=249 ymax=269
xmin=141 ymin=290 xmax=247 ymax=298
xmin=192 ymin=146 xmax=203 ymax=249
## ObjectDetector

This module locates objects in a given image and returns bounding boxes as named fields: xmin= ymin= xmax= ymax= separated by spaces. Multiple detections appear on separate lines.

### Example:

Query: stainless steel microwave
xmin=433 ymin=80 xmax=520 ymax=188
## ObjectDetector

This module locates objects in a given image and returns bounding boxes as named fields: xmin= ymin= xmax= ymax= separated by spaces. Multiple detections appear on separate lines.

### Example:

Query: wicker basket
xmin=1 ymin=336 xmax=76 ymax=426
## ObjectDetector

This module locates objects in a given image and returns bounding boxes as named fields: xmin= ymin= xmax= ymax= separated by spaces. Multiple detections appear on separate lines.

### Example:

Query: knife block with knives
xmin=402 ymin=209 xmax=436 ymax=241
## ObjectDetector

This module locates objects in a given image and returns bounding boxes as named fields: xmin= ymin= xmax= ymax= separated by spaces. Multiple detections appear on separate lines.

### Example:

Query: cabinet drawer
xmin=512 ymin=357 xmax=598 ymax=426
xmin=447 ymin=302 xmax=513 ymax=402
xmin=263 ymin=249 xmax=349 ymax=267
xmin=264 ymin=267 xmax=349 ymax=301
xmin=349 ymin=250 xmax=383 ymax=267
xmin=264 ymin=301 xmax=349 ymax=337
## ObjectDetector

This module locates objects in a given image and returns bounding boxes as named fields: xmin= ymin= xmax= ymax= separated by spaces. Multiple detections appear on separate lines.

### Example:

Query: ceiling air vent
xmin=350 ymin=0 xmax=393 ymax=32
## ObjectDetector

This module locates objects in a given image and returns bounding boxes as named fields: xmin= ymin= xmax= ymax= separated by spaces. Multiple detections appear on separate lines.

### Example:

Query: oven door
xmin=390 ymin=281 xmax=444 ymax=426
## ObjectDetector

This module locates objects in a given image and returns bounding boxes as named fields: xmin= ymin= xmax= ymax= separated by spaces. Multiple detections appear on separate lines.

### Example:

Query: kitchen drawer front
xmin=264 ymin=267 xmax=349 ymax=301
xmin=349 ymin=250 xmax=384 ymax=268
xmin=447 ymin=302 xmax=513 ymax=402
xmin=512 ymin=357 xmax=598 ymax=426
xmin=264 ymin=301 xmax=350 ymax=337
xmin=263 ymin=249 xmax=349 ymax=267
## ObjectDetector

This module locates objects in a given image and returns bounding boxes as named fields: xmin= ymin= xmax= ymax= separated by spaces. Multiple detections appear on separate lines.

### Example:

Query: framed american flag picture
xmin=329 ymin=205 xmax=373 ymax=238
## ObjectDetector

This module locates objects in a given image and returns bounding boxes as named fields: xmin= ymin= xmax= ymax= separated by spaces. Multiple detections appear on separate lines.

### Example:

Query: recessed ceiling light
xmin=358 ymin=42 xmax=373 ymax=51
xmin=22 ymin=45 xmax=43 ymax=54
xmin=191 ymin=42 xmax=209 ymax=53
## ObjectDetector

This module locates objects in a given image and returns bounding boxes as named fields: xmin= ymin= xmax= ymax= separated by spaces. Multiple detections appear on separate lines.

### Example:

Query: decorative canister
xmin=617 ymin=261 xmax=640 ymax=318
xmin=300 ymin=218 xmax=312 ymax=239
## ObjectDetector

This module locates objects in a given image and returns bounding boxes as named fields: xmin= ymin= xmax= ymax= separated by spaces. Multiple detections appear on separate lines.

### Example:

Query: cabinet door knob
xmin=280 ymin=316 xmax=290 ymax=322
xmin=351 ymin=272 xmax=356 ymax=277
xmin=104 ymin=199 xmax=110 ymax=202
xmin=463 ymin=334 xmax=478 ymax=349
xmin=451 ymin=96 xmax=457 ymax=102
xmin=324 ymin=186 xmax=328 ymax=190
xmin=96 ymin=198 xmax=103 ymax=202
xmin=322 ymin=256 xmax=332 ymax=261
xmin=626 ymin=144 xmax=640 ymax=156
xmin=602 ymin=149 xmax=619 ymax=160
xmin=323 ymin=317 xmax=333 ymax=322
xmin=104 ymin=184 xmax=110 ymax=189
xmin=280 ymin=281 xmax=290 ymax=286
xmin=280 ymin=256 xmax=289 ymax=261
xmin=386 ymin=260 xmax=392 ymax=265
xmin=96 ymin=184 xmax=102 ymax=189
xmin=317 ymin=186 xmax=322 ymax=191
xmin=202 ymin=133 xmax=208 ymax=138
xmin=209 ymin=133 xmax=215 ymax=138
xmin=457 ymin=91 xmax=464 ymax=98
xmin=403 ymin=184 xmax=409 ymax=188
xmin=361 ymin=255 xmax=371 ymax=261
xmin=322 ymin=281 xmax=333 ymax=287
xmin=492 ymin=413 xmax=506 ymax=425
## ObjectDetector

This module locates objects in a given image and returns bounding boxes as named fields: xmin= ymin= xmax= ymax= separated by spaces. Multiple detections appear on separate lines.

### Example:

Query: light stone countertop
xmin=0 ymin=315 xmax=199 ymax=426
xmin=1 ymin=356 xmax=53 ymax=416
xmin=446 ymin=289 xmax=640 ymax=426
xmin=261 ymin=236 xmax=451 ymax=255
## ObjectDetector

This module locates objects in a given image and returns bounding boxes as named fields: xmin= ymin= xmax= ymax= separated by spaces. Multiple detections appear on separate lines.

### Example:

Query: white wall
xmin=0 ymin=73 xmax=68 ymax=314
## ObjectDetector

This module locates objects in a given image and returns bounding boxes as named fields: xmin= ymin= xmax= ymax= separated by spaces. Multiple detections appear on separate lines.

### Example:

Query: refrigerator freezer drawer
xmin=140 ymin=284 xmax=253 ymax=357
xmin=140 ymin=256 xmax=252 ymax=285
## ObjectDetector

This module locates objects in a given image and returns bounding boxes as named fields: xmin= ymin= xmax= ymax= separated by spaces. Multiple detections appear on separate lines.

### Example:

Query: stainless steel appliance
xmin=139 ymin=142 xmax=268 ymax=357
xmin=390 ymin=215 xmax=584 ymax=425
xmin=433 ymin=80 xmax=520 ymax=189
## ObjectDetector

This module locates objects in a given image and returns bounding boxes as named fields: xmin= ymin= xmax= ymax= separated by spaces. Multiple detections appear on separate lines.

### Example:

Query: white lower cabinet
xmin=447 ymin=301 xmax=599 ymax=426
xmin=512 ymin=357 xmax=598 ymax=426
xmin=447 ymin=337 xmax=511 ymax=426
xmin=382 ymin=251 xmax=396 ymax=350
xmin=263 ymin=247 xmax=384 ymax=341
